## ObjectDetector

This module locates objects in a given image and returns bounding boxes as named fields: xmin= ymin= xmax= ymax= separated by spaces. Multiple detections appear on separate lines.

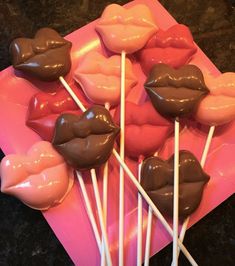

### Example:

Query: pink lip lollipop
xmin=74 ymin=50 xmax=137 ymax=266
xmin=175 ymin=71 xmax=235 ymax=261
xmin=0 ymin=141 xmax=74 ymax=210
xmin=96 ymin=5 xmax=158 ymax=263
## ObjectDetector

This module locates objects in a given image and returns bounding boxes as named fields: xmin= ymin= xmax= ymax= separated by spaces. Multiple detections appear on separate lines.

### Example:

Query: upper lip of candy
xmin=143 ymin=24 xmax=196 ymax=50
xmin=204 ymin=72 xmax=235 ymax=96
xmin=144 ymin=64 xmax=209 ymax=92
xmin=27 ymin=90 xmax=79 ymax=121
xmin=11 ymin=28 xmax=71 ymax=67
xmin=74 ymin=51 xmax=137 ymax=82
xmin=97 ymin=4 xmax=157 ymax=28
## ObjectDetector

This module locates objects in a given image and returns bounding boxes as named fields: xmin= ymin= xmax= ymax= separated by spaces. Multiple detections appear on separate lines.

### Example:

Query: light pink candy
xmin=96 ymin=4 xmax=158 ymax=54
xmin=74 ymin=51 xmax=137 ymax=106
xmin=0 ymin=141 xmax=74 ymax=210
xmin=195 ymin=72 xmax=235 ymax=126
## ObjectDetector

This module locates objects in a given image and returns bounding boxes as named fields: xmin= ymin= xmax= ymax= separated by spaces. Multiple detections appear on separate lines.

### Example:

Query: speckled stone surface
xmin=0 ymin=1 xmax=234 ymax=265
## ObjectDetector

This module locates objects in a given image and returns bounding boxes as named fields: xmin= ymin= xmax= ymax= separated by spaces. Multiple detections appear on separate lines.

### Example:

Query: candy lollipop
xmin=26 ymin=89 xmax=88 ymax=141
xmin=0 ymin=141 xmax=74 ymax=210
xmin=96 ymin=5 xmax=158 ymax=262
xmin=145 ymin=63 xmax=209 ymax=266
xmin=141 ymin=150 xmax=210 ymax=220
xmin=114 ymin=100 xmax=173 ymax=265
xmin=52 ymin=105 xmax=120 ymax=266
xmin=137 ymin=24 xmax=197 ymax=75
xmin=176 ymin=71 xmax=235 ymax=261
xmin=74 ymin=50 xmax=137 ymax=265
xmin=10 ymin=28 xmax=71 ymax=82
xmin=55 ymin=86 xmax=198 ymax=266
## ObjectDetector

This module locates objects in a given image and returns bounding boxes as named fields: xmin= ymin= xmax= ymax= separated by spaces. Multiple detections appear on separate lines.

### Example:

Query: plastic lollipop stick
xmin=76 ymin=171 xmax=102 ymax=253
xmin=173 ymin=118 xmax=180 ymax=266
xmin=137 ymin=161 xmax=143 ymax=266
xmin=144 ymin=207 xmax=153 ymax=266
xmin=101 ymin=102 xmax=111 ymax=266
xmin=91 ymin=169 xmax=112 ymax=266
xmin=119 ymin=50 xmax=126 ymax=265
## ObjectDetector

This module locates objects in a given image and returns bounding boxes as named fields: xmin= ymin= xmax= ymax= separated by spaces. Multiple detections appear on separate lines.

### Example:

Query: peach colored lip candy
xmin=0 ymin=141 xmax=74 ymax=210
xmin=74 ymin=51 xmax=137 ymax=106
xmin=96 ymin=4 xmax=158 ymax=54
xmin=195 ymin=72 xmax=235 ymax=126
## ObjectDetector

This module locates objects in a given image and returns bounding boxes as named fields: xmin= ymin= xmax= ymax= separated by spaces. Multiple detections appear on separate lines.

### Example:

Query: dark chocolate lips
xmin=52 ymin=105 xmax=120 ymax=170
xmin=10 ymin=28 xmax=72 ymax=81
xmin=144 ymin=64 xmax=209 ymax=118
xmin=141 ymin=150 xmax=210 ymax=219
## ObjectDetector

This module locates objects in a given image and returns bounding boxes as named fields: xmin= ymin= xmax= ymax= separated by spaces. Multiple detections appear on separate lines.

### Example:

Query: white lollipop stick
xmin=173 ymin=125 xmax=215 ymax=263
xmin=119 ymin=50 xmax=126 ymax=266
xmin=173 ymin=119 xmax=180 ymax=266
xmin=76 ymin=171 xmax=101 ymax=252
xmin=59 ymin=76 xmax=86 ymax=112
xmin=91 ymin=169 xmax=112 ymax=266
xmin=113 ymin=149 xmax=198 ymax=266
xmin=59 ymin=79 xmax=196 ymax=266
xmin=101 ymin=103 xmax=111 ymax=266
xmin=144 ymin=151 xmax=158 ymax=266
xmin=137 ymin=161 xmax=143 ymax=266
xmin=144 ymin=206 xmax=153 ymax=266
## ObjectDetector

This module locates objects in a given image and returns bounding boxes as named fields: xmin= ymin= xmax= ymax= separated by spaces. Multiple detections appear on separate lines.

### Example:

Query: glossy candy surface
xmin=10 ymin=28 xmax=72 ymax=81
xmin=52 ymin=105 xmax=120 ymax=170
xmin=195 ymin=72 xmax=235 ymax=126
xmin=26 ymin=89 xmax=88 ymax=141
xmin=138 ymin=24 xmax=197 ymax=75
xmin=74 ymin=51 xmax=137 ymax=106
xmin=0 ymin=141 xmax=74 ymax=210
xmin=145 ymin=64 xmax=209 ymax=118
xmin=141 ymin=150 xmax=210 ymax=219
xmin=96 ymin=4 xmax=157 ymax=54
xmin=114 ymin=101 xmax=173 ymax=158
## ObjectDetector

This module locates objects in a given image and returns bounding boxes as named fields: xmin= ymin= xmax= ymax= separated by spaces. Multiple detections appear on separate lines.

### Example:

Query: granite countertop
xmin=0 ymin=0 xmax=234 ymax=265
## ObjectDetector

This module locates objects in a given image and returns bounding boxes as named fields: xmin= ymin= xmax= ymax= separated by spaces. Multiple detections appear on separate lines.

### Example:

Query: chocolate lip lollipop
xmin=52 ymin=105 xmax=120 ymax=170
xmin=144 ymin=64 xmax=209 ymax=118
xmin=10 ymin=28 xmax=72 ymax=81
xmin=141 ymin=150 xmax=210 ymax=220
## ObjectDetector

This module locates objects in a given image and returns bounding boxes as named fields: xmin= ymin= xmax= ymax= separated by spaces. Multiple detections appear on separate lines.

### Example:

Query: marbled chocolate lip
xmin=10 ymin=28 xmax=72 ymax=81
xmin=52 ymin=105 xmax=120 ymax=170
xmin=144 ymin=64 xmax=209 ymax=118
xmin=141 ymin=150 xmax=210 ymax=219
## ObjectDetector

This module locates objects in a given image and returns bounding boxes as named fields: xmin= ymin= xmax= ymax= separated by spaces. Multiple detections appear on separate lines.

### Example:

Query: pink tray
xmin=0 ymin=0 xmax=234 ymax=265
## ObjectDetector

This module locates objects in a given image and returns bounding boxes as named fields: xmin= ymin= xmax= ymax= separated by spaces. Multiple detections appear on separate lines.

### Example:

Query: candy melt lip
xmin=195 ymin=72 xmax=235 ymax=125
xmin=26 ymin=89 xmax=88 ymax=141
xmin=114 ymin=101 xmax=173 ymax=159
xmin=96 ymin=4 xmax=158 ymax=53
xmin=10 ymin=28 xmax=72 ymax=81
xmin=52 ymin=106 xmax=120 ymax=170
xmin=74 ymin=51 xmax=137 ymax=106
xmin=145 ymin=64 xmax=209 ymax=118
xmin=141 ymin=150 xmax=210 ymax=219
xmin=138 ymin=24 xmax=197 ymax=75
xmin=0 ymin=141 xmax=74 ymax=210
